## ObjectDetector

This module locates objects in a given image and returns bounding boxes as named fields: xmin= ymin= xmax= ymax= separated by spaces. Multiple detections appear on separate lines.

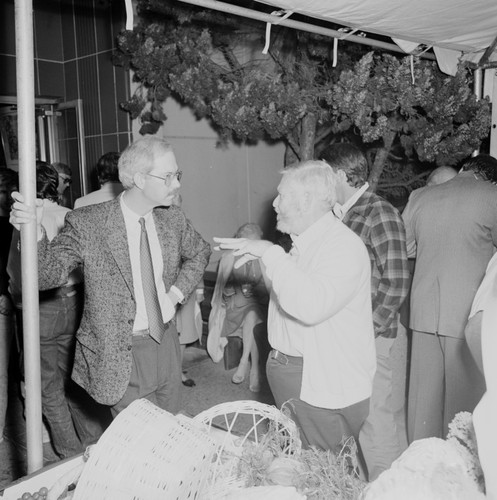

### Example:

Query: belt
xmin=270 ymin=349 xmax=303 ymax=365
xmin=132 ymin=322 xmax=171 ymax=338
xmin=39 ymin=283 xmax=83 ymax=300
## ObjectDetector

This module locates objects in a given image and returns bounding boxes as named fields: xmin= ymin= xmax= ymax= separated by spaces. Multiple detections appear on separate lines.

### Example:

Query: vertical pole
xmin=473 ymin=68 xmax=483 ymax=157
xmin=15 ymin=0 xmax=44 ymax=472
xmin=490 ymin=70 xmax=497 ymax=160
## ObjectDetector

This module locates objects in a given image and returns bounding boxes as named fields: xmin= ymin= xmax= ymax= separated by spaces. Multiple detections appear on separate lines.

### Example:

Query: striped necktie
xmin=139 ymin=217 xmax=165 ymax=343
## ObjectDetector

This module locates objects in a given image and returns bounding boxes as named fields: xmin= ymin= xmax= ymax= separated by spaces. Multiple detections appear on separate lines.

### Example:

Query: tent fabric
xmin=255 ymin=0 xmax=497 ymax=75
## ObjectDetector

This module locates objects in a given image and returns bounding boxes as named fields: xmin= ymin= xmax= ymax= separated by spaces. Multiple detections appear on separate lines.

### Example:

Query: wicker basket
xmin=193 ymin=400 xmax=302 ymax=499
xmin=72 ymin=399 xmax=218 ymax=500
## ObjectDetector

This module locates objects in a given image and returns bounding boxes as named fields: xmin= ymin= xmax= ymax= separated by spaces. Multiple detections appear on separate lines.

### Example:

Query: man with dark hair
xmin=402 ymin=153 xmax=497 ymax=442
xmin=10 ymin=137 xmax=211 ymax=424
xmin=51 ymin=162 xmax=73 ymax=207
xmin=0 ymin=167 xmax=18 ymax=444
xmin=320 ymin=143 xmax=410 ymax=480
xmin=74 ymin=152 xmax=124 ymax=208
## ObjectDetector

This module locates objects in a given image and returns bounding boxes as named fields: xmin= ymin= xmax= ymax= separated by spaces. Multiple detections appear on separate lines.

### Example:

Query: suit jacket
xmin=402 ymin=172 xmax=497 ymax=339
xmin=37 ymin=197 xmax=211 ymax=405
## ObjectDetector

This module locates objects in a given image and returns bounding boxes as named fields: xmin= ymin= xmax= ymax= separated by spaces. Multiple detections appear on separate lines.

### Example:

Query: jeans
xmin=38 ymin=291 xmax=84 ymax=458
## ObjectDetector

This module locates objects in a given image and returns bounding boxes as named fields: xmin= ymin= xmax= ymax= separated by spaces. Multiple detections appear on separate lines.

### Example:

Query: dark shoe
xmin=182 ymin=378 xmax=196 ymax=387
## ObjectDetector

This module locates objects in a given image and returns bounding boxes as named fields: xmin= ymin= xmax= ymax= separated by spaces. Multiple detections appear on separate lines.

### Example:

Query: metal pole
xmin=473 ymin=68 xmax=483 ymax=156
xmin=15 ymin=0 xmax=44 ymax=472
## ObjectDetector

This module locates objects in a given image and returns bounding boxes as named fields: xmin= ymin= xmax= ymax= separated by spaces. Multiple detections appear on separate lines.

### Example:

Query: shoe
xmin=182 ymin=378 xmax=196 ymax=387
xmin=249 ymin=370 xmax=261 ymax=393
xmin=231 ymin=360 xmax=249 ymax=385
xmin=42 ymin=423 xmax=51 ymax=444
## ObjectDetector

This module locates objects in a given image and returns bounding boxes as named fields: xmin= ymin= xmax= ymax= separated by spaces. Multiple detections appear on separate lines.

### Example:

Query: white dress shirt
xmin=120 ymin=195 xmax=176 ymax=332
xmin=262 ymin=211 xmax=376 ymax=409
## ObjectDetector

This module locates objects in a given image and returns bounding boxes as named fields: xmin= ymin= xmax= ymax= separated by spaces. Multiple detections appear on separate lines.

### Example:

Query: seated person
xmin=207 ymin=223 xmax=268 ymax=393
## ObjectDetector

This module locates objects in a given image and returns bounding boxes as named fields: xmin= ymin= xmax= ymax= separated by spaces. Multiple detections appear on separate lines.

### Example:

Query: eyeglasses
xmin=146 ymin=171 xmax=182 ymax=185
xmin=59 ymin=175 xmax=72 ymax=185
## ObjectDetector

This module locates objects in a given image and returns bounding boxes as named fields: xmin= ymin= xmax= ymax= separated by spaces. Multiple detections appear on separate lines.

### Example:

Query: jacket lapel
xmin=105 ymin=198 xmax=135 ymax=297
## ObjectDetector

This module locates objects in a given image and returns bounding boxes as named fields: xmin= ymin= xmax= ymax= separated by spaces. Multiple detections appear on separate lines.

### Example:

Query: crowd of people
xmin=1 ymin=137 xmax=495 ymax=483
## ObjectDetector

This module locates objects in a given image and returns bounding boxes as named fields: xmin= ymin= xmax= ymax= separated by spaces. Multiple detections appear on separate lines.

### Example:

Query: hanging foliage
xmin=328 ymin=52 xmax=491 ymax=190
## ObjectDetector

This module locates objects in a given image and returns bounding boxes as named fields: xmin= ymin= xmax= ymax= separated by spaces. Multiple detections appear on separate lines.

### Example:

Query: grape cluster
xmin=17 ymin=486 xmax=48 ymax=500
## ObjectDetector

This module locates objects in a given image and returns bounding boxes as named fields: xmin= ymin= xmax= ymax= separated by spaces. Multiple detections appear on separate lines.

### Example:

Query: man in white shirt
xmin=215 ymin=160 xmax=376 ymax=454
xmin=74 ymin=152 xmax=124 ymax=208
xmin=10 ymin=138 xmax=211 ymax=418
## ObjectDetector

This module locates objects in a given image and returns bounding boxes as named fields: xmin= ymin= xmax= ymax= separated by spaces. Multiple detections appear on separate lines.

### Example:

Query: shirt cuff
xmin=169 ymin=285 xmax=185 ymax=304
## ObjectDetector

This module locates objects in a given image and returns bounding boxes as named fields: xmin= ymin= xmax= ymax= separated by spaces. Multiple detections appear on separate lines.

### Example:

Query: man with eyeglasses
xmin=10 ymin=136 xmax=211 ymax=421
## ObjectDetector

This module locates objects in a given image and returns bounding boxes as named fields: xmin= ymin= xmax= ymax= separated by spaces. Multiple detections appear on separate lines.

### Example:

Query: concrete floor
xmin=0 ymin=342 xmax=275 ymax=492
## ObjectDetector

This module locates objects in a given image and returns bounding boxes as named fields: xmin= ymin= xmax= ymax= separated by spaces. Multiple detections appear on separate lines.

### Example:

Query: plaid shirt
xmin=341 ymin=190 xmax=410 ymax=338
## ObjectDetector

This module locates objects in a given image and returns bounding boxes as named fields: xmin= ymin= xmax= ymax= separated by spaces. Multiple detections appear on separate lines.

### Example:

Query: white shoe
xmin=42 ymin=423 xmax=51 ymax=444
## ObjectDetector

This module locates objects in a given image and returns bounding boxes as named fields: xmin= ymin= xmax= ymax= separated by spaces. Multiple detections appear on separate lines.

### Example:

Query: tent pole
xmin=473 ymin=69 xmax=483 ymax=156
xmin=491 ymin=70 xmax=497 ymax=159
xmin=15 ymin=0 xmax=44 ymax=473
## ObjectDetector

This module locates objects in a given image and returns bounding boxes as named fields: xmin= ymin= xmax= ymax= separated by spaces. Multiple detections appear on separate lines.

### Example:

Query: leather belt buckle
xmin=271 ymin=349 xmax=289 ymax=365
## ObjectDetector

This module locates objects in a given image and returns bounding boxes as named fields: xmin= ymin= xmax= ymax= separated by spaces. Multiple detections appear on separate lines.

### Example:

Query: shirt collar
xmin=333 ymin=182 xmax=369 ymax=220
xmin=291 ymin=211 xmax=337 ymax=255
xmin=119 ymin=192 xmax=153 ymax=223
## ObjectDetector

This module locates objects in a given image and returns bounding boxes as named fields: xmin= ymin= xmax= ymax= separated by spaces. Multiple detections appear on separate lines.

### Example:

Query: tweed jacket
xmin=37 ymin=197 xmax=211 ymax=405
xmin=402 ymin=172 xmax=497 ymax=339
xmin=341 ymin=190 xmax=410 ymax=338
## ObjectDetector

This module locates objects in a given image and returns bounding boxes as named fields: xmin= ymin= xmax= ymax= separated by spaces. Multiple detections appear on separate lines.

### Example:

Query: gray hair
xmin=119 ymin=136 xmax=174 ymax=189
xmin=280 ymin=160 xmax=337 ymax=210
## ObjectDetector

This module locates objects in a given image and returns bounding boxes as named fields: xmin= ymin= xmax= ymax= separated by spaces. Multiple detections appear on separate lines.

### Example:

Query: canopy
xmin=255 ymin=0 xmax=497 ymax=75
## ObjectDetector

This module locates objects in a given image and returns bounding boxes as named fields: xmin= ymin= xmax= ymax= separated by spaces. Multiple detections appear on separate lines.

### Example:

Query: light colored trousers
xmin=408 ymin=330 xmax=486 ymax=442
xmin=359 ymin=332 xmax=409 ymax=481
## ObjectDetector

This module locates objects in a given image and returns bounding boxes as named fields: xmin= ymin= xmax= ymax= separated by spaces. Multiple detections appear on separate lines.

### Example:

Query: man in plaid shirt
xmin=321 ymin=143 xmax=410 ymax=480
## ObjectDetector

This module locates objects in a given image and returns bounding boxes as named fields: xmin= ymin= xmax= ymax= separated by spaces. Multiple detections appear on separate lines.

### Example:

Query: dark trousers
xmin=110 ymin=324 xmax=182 ymax=417
xmin=18 ymin=290 xmax=110 ymax=458
xmin=266 ymin=351 xmax=369 ymax=454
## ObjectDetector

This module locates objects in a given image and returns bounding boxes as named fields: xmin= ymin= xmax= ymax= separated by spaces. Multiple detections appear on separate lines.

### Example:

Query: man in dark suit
xmin=10 ymin=137 xmax=211 ymax=417
xmin=402 ymin=154 xmax=497 ymax=442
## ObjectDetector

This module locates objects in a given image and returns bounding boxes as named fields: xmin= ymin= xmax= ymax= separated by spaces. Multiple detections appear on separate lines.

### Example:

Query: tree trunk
xmin=368 ymin=131 xmax=395 ymax=192
xmin=299 ymin=112 xmax=317 ymax=161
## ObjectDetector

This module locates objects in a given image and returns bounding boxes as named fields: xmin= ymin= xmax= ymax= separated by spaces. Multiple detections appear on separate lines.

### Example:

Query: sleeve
xmin=262 ymin=240 xmax=369 ymax=326
xmin=172 ymin=213 xmax=212 ymax=300
xmin=37 ymin=211 xmax=84 ymax=290
xmin=402 ymin=195 xmax=417 ymax=258
xmin=369 ymin=207 xmax=410 ymax=336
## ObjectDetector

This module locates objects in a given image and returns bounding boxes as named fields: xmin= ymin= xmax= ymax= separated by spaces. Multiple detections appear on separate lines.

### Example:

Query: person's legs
xmin=232 ymin=310 xmax=260 ymax=385
xmin=39 ymin=298 xmax=81 ymax=459
xmin=267 ymin=352 xmax=368 ymax=458
xmin=155 ymin=324 xmax=182 ymax=414
xmin=443 ymin=336 xmax=486 ymax=435
xmin=407 ymin=331 xmax=444 ymax=442
xmin=111 ymin=325 xmax=182 ymax=417
xmin=0 ymin=310 xmax=13 ymax=441
xmin=359 ymin=336 xmax=407 ymax=481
